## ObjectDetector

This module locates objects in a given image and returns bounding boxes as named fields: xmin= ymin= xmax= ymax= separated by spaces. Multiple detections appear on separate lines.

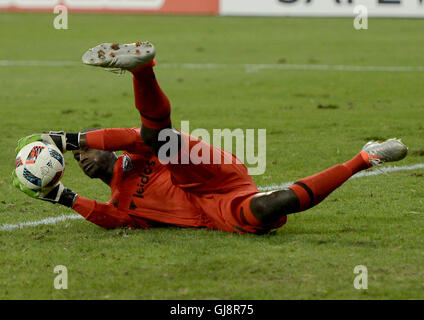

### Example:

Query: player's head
xmin=72 ymin=148 xmax=117 ymax=179
xmin=72 ymin=128 xmax=118 ymax=182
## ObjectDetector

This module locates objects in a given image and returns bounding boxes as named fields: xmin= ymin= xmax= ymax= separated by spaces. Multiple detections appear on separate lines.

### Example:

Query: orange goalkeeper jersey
xmin=71 ymin=128 xmax=281 ymax=233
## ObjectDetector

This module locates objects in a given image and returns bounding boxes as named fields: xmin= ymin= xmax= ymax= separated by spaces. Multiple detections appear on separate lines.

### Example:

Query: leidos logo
xmin=133 ymin=160 xmax=156 ymax=199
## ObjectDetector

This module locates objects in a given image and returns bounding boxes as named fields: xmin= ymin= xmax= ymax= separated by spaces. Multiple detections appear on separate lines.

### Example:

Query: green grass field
xmin=0 ymin=12 xmax=423 ymax=300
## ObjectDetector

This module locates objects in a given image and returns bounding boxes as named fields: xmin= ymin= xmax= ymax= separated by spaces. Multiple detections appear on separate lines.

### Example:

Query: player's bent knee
xmin=229 ymin=193 xmax=289 ymax=235
xmin=250 ymin=189 xmax=300 ymax=225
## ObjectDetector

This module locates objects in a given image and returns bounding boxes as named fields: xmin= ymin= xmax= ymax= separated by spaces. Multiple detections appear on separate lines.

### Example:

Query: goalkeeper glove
xmin=12 ymin=171 xmax=78 ymax=207
xmin=15 ymin=131 xmax=80 ymax=154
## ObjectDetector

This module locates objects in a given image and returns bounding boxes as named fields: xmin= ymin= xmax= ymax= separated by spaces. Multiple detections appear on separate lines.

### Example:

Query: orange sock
xmin=289 ymin=152 xmax=371 ymax=211
xmin=130 ymin=61 xmax=171 ymax=130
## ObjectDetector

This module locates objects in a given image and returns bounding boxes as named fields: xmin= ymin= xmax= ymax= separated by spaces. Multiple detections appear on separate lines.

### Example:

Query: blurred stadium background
xmin=1 ymin=0 xmax=424 ymax=17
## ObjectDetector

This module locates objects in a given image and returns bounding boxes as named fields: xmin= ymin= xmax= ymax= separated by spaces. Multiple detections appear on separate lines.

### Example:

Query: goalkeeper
xmin=13 ymin=41 xmax=408 ymax=234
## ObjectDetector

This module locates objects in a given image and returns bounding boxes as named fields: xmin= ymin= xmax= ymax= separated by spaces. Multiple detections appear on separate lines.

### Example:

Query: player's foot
xmin=361 ymin=138 xmax=408 ymax=166
xmin=81 ymin=41 xmax=155 ymax=71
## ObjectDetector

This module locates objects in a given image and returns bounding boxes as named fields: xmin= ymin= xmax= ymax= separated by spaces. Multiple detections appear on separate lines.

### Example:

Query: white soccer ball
xmin=15 ymin=141 xmax=65 ymax=191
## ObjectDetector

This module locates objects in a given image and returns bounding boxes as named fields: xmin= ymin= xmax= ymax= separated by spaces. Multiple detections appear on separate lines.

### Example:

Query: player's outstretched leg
xmin=82 ymin=41 xmax=172 ymax=154
xmin=247 ymin=139 xmax=408 ymax=226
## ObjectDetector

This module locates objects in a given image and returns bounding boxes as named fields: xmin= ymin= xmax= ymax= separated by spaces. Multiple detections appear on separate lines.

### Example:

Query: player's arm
xmin=79 ymin=128 xmax=144 ymax=153
xmin=16 ymin=129 xmax=144 ymax=154
xmin=71 ymin=196 xmax=139 ymax=229
xmin=13 ymin=172 xmax=138 ymax=229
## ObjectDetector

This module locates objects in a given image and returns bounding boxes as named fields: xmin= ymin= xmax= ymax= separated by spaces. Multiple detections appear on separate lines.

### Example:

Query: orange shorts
xmin=165 ymin=133 xmax=287 ymax=234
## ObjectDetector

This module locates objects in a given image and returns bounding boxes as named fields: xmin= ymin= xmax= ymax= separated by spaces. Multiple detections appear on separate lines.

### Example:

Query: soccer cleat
xmin=361 ymin=138 xmax=408 ymax=166
xmin=81 ymin=41 xmax=155 ymax=71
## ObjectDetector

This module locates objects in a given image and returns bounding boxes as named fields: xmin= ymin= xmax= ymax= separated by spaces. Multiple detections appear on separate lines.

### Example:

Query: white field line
xmin=0 ymin=60 xmax=80 ymax=67
xmin=1 ymin=60 xmax=424 ymax=73
xmin=1 ymin=163 xmax=423 ymax=232
xmin=0 ymin=214 xmax=83 ymax=232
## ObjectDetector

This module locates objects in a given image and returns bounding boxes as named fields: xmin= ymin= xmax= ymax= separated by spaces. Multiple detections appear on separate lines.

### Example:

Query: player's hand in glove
xmin=12 ymin=171 xmax=78 ymax=207
xmin=15 ymin=131 xmax=80 ymax=154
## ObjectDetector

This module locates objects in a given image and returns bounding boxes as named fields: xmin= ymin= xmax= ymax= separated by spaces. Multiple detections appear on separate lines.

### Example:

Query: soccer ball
xmin=15 ymin=141 xmax=65 ymax=191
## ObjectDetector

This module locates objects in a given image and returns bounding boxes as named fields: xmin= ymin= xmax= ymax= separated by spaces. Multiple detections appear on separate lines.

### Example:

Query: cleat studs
xmin=110 ymin=52 xmax=115 ymax=57
xmin=135 ymin=49 xmax=140 ymax=54
xmin=97 ymin=49 xmax=105 ymax=59
xmin=135 ymin=41 xmax=141 ymax=47
xmin=111 ymin=43 xmax=120 ymax=50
